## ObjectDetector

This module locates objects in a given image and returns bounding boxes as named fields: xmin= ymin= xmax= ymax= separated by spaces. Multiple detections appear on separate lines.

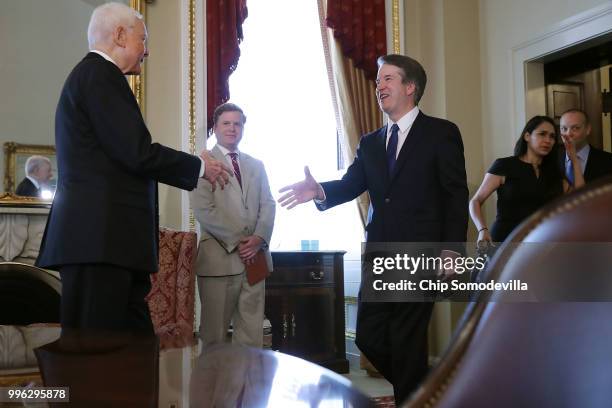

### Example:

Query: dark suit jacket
xmin=559 ymin=145 xmax=612 ymax=184
xmin=15 ymin=178 xmax=40 ymax=197
xmin=318 ymin=112 xmax=469 ymax=245
xmin=36 ymin=53 xmax=200 ymax=273
xmin=584 ymin=146 xmax=612 ymax=182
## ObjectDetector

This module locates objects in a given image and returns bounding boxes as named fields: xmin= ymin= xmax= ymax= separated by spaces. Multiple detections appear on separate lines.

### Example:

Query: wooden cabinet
xmin=266 ymin=251 xmax=349 ymax=374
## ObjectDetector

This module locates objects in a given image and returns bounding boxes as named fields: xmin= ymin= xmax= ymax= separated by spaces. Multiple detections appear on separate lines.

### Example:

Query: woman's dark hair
xmin=513 ymin=115 xmax=563 ymax=198
xmin=513 ymin=115 xmax=556 ymax=157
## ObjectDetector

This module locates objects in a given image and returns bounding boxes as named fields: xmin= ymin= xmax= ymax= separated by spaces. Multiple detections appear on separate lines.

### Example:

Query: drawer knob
xmin=310 ymin=270 xmax=324 ymax=280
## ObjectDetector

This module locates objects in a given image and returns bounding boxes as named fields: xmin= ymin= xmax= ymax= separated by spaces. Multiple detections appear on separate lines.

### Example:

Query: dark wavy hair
xmin=513 ymin=115 xmax=563 ymax=197
xmin=377 ymin=54 xmax=427 ymax=104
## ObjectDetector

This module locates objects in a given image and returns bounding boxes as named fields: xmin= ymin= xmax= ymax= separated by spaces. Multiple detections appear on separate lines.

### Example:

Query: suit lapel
xmin=240 ymin=154 xmax=253 ymax=202
xmin=584 ymin=145 xmax=595 ymax=180
xmin=389 ymin=111 xmax=424 ymax=184
xmin=373 ymin=127 xmax=391 ymax=187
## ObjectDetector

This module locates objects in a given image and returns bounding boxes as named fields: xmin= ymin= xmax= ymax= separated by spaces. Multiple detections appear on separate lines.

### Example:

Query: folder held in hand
xmin=246 ymin=250 xmax=270 ymax=286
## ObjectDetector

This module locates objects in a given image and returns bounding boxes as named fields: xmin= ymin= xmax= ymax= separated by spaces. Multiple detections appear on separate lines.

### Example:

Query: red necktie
xmin=229 ymin=152 xmax=242 ymax=188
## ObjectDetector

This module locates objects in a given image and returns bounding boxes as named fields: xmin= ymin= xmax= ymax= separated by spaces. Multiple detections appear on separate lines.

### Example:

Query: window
xmin=211 ymin=0 xmax=363 ymax=260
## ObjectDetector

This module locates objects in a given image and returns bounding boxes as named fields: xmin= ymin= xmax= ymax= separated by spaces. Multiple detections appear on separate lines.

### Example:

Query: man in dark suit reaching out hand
xmin=278 ymin=54 xmax=468 ymax=404
xmin=36 ymin=2 xmax=232 ymax=333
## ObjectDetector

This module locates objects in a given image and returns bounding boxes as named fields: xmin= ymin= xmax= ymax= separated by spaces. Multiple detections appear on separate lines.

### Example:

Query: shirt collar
xmin=91 ymin=49 xmax=119 ymax=68
xmin=566 ymin=144 xmax=590 ymax=162
xmin=388 ymin=106 xmax=420 ymax=133
xmin=26 ymin=176 xmax=40 ymax=189
xmin=216 ymin=144 xmax=239 ymax=157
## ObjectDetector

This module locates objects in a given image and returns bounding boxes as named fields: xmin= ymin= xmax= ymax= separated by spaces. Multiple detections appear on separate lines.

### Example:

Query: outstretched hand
xmin=277 ymin=166 xmax=324 ymax=209
xmin=200 ymin=150 xmax=233 ymax=191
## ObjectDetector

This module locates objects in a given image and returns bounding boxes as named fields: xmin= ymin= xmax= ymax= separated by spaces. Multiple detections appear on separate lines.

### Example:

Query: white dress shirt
xmin=386 ymin=106 xmax=420 ymax=159
xmin=216 ymin=144 xmax=241 ymax=172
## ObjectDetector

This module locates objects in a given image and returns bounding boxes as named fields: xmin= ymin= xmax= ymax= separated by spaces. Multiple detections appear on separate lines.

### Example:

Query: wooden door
xmin=546 ymin=82 xmax=584 ymax=126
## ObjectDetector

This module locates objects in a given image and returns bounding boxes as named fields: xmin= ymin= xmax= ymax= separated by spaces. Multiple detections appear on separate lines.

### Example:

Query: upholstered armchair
xmin=405 ymin=177 xmax=612 ymax=407
xmin=0 ymin=262 xmax=61 ymax=387
xmin=146 ymin=228 xmax=198 ymax=350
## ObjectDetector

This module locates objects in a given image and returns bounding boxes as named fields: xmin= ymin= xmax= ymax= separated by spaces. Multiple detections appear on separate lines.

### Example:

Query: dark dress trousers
xmin=317 ymin=112 xmax=469 ymax=404
xmin=36 ymin=53 xmax=200 ymax=331
xmin=15 ymin=177 xmax=40 ymax=197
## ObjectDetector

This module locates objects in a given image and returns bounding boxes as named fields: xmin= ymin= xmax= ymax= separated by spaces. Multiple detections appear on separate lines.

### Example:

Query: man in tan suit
xmin=191 ymin=103 xmax=275 ymax=347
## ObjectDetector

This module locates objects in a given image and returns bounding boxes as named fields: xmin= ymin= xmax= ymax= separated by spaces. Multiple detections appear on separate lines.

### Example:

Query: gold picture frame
xmin=128 ymin=0 xmax=147 ymax=111
xmin=3 ymin=142 xmax=56 ymax=203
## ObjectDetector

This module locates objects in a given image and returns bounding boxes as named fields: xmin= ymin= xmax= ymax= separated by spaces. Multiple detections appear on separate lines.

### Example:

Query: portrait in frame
xmin=3 ymin=142 xmax=57 ymax=200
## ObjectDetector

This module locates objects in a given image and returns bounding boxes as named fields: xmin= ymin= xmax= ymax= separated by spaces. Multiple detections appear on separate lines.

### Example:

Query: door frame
xmin=512 ymin=3 xmax=612 ymax=151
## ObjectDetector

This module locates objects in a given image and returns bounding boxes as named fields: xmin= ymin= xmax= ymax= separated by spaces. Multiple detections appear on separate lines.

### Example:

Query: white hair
xmin=25 ymin=156 xmax=51 ymax=176
xmin=87 ymin=2 xmax=143 ymax=50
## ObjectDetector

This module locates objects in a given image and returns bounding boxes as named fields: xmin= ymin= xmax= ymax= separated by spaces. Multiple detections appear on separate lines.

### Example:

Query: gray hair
xmin=87 ymin=2 xmax=143 ymax=50
xmin=25 ymin=156 xmax=51 ymax=177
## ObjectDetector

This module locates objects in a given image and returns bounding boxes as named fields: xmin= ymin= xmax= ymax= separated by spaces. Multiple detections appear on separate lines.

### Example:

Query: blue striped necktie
xmin=565 ymin=158 xmax=574 ymax=185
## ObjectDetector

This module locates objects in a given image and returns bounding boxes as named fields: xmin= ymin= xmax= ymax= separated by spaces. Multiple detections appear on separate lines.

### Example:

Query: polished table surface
xmin=191 ymin=343 xmax=373 ymax=407
xmin=34 ymin=331 xmax=372 ymax=407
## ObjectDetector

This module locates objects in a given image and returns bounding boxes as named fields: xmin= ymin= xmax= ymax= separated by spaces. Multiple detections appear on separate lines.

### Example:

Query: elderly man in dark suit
xmin=560 ymin=109 xmax=612 ymax=185
xmin=278 ymin=54 xmax=468 ymax=404
xmin=15 ymin=155 xmax=53 ymax=197
xmin=36 ymin=2 xmax=231 ymax=333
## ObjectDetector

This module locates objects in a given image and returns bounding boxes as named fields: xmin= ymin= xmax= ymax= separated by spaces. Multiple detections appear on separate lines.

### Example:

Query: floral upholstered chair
xmin=146 ymin=228 xmax=198 ymax=350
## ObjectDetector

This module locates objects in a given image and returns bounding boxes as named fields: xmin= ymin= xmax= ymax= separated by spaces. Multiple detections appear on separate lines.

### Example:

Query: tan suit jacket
xmin=191 ymin=145 xmax=275 ymax=277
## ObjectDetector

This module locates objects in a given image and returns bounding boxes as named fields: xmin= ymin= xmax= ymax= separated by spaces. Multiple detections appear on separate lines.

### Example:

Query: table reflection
xmin=191 ymin=343 xmax=372 ymax=408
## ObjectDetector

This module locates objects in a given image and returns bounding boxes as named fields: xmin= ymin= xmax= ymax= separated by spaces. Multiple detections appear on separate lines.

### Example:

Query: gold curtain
xmin=317 ymin=0 xmax=383 ymax=229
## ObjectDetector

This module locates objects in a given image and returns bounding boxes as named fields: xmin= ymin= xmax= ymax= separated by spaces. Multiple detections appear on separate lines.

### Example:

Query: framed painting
xmin=3 ymin=142 xmax=56 ymax=200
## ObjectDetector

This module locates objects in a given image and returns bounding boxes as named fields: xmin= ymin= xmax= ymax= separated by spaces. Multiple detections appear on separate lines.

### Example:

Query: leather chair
xmin=405 ymin=177 xmax=612 ymax=408
xmin=146 ymin=228 xmax=198 ymax=349
xmin=0 ymin=262 xmax=60 ymax=325
xmin=0 ymin=262 xmax=61 ymax=387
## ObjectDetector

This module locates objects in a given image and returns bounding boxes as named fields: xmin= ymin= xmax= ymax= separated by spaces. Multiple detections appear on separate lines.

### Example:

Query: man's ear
xmin=113 ymin=26 xmax=127 ymax=47
xmin=405 ymin=81 xmax=416 ymax=96
xmin=585 ymin=123 xmax=592 ymax=136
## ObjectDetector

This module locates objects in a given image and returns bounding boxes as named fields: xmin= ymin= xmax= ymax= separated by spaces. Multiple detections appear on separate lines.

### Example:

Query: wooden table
xmin=192 ymin=343 xmax=371 ymax=407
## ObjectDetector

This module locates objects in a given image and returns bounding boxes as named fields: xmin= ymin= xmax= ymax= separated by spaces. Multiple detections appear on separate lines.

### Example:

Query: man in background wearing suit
xmin=560 ymin=109 xmax=612 ymax=185
xmin=278 ymin=54 xmax=468 ymax=404
xmin=15 ymin=155 xmax=53 ymax=197
xmin=191 ymin=103 xmax=275 ymax=348
xmin=36 ymin=3 xmax=232 ymax=333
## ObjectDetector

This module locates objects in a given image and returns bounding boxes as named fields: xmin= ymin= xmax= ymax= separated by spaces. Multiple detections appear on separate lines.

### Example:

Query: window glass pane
xmin=224 ymin=0 xmax=363 ymax=263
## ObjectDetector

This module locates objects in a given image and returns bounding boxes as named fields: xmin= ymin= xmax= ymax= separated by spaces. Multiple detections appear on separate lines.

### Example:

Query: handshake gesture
xmin=278 ymin=166 xmax=325 ymax=209
xmin=199 ymin=150 xmax=234 ymax=191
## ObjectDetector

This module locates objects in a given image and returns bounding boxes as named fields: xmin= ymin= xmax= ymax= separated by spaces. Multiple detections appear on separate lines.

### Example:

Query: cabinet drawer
xmin=270 ymin=252 xmax=339 ymax=285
